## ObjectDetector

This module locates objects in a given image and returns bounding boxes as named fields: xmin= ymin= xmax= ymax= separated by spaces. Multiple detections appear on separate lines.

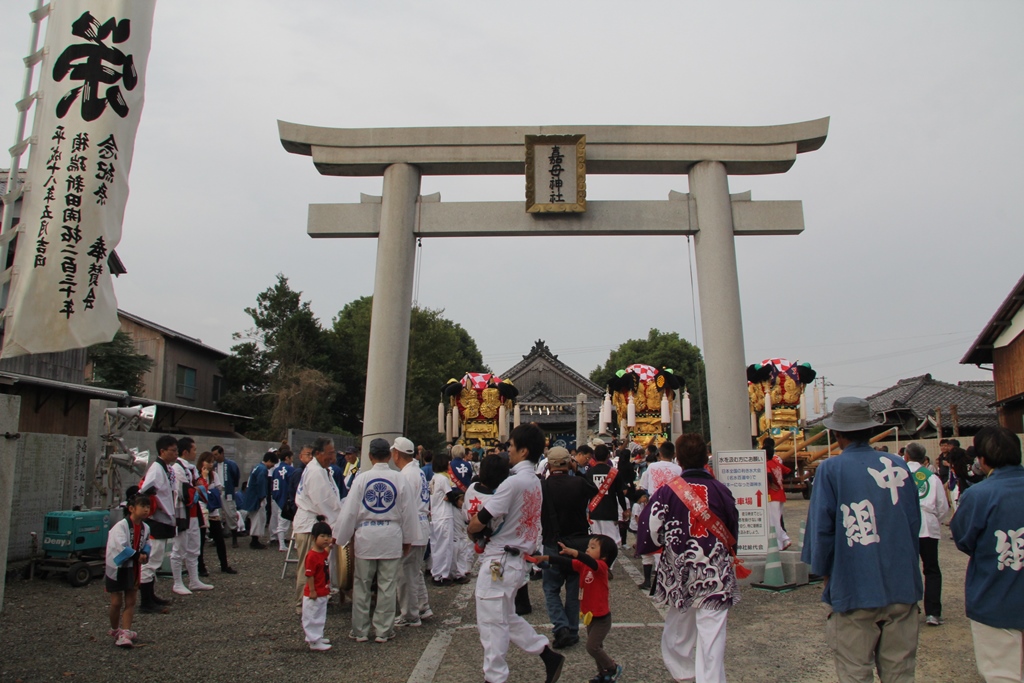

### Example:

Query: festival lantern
xmin=660 ymin=393 xmax=670 ymax=425
xmin=682 ymin=388 xmax=692 ymax=423
xmin=799 ymin=393 xmax=807 ymax=425
xmin=452 ymin=406 xmax=460 ymax=437
xmin=438 ymin=402 xmax=445 ymax=434
xmin=627 ymin=395 xmax=636 ymax=427
xmin=764 ymin=389 xmax=773 ymax=423
xmin=445 ymin=412 xmax=453 ymax=442
xmin=513 ymin=403 xmax=521 ymax=428
xmin=671 ymin=390 xmax=683 ymax=435
xmin=498 ymin=404 xmax=508 ymax=440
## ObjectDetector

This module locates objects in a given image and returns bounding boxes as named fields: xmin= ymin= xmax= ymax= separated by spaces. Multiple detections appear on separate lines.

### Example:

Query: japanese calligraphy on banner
xmin=2 ymin=0 xmax=155 ymax=358
xmin=524 ymin=134 xmax=586 ymax=213
xmin=715 ymin=450 xmax=769 ymax=556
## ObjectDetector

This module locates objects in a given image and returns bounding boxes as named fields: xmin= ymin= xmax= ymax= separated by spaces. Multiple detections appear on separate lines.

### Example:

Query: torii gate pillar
xmin=689 ymin=160 xmax=750 ymax=453
xmin=361 ymin=163 xmax=421 ymax=459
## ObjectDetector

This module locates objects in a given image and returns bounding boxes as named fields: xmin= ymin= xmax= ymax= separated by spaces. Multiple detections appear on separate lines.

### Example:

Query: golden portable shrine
xmin=601 ymin=363 xmax=689 ymax=447
xmin=438 ymin=373 xmax=518 ymax=447
xmin=747 ymin=358 xmax=819 ymax=495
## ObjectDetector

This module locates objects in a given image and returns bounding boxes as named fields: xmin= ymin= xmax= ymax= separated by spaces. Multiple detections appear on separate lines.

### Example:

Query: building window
xmin=212 ymin=375 xmax=225 ymax=403
xmin=176 ymin=365 xmax=197 ymax=400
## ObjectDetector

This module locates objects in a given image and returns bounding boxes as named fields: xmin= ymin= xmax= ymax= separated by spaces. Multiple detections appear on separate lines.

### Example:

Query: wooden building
xmin=500 ymin=340 xmax=603 ymax=445
xmin=962 ymin=272 xmax=1024 ymax=432
xmin=0 ymin=310 xmax=246 ymax=437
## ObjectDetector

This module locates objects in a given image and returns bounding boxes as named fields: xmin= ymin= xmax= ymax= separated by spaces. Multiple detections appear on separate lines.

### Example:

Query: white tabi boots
xmin=187 ymin=558 xmax=214 ymax=591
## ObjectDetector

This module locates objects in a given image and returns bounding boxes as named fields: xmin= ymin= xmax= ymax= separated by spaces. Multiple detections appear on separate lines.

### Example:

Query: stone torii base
xmin=279 ymin=120 xmax=829 ymax=465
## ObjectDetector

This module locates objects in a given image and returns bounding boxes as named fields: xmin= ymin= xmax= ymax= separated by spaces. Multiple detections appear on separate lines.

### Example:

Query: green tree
xmin=590 ymin=329 xmax=710 ymax=439
xmin=87 ymin=330 xmax=154 ymax=396
xmin=330 ymin=296 xmax=487 ymax=449
xmin=218 ymin=274 xmax=335 ymax=440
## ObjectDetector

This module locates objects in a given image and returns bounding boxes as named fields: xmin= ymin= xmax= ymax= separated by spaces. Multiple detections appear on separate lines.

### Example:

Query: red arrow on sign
xmin=756 ymin=489 xmax=763 ymax=507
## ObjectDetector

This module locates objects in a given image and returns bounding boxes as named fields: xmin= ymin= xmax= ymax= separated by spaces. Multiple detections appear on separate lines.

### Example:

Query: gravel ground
xmin=0 ymin=499 xmax=984 ymax=683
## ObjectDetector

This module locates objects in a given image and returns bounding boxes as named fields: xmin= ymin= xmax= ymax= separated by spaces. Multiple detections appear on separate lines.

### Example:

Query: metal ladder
xmin=280 ymin=537 xmax=299 ymax=580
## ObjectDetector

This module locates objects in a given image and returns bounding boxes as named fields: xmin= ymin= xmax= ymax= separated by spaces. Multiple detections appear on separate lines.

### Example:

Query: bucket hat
xmin=822 ymin=397 xmax=882 ymax=432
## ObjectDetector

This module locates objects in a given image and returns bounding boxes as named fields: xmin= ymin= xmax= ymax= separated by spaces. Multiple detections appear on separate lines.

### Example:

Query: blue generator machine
xmin=36 ymin=510 xmax=112 ymax=587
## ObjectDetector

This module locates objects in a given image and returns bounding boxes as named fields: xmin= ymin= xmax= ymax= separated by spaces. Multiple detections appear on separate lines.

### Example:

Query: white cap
xmin=391 ymin=436 xmax=415 ymax=455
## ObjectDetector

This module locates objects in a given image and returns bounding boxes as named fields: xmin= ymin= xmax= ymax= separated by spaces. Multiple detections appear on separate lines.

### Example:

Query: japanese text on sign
xmin=716 ymin=450 xmax=769 ymax=556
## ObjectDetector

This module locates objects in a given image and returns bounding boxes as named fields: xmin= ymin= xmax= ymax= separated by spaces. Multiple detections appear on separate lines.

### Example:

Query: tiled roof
xmin=500 ymin=339 xmax=604 ymax=396
xmin=815 ymin=374 xmax=997 ymax=432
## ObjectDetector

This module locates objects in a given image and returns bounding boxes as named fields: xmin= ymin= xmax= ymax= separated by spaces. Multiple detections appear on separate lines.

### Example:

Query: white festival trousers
xmin=454 ymin=535 xmax=474 ymax=578
xmin=430 ymin=518 xmax=455 ymax=580
xmin=302 ymin=595 xmax=328 ymax=644
xmin=398 ymin=544 xmax=430 ymax=620
xmin=273 ymin=502 xmax=291 ymax=547
xmin=141 ymin=537 xmax=167 ymax=584
xmin=247 ymin=506 xmax=266 ymax=541
xmin=662 ymin=604 xmax=729 ymax=683
xmin=476 ymin=556 xmax=548 ymax=683
xmin=970 ymin=620 xmax=1024 ymax=683
xmin=351 ymin=556 xmax=402 ymax=638
xmin=269 ymin=501 xmax=282 ymax=543
xmin=171 ymin=517 xmax=202 ymax=585
xmin=768 ymin=501 xmax=791 ymax=549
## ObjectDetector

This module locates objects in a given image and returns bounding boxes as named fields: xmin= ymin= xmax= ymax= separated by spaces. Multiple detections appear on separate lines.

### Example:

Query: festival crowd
xmin=104 ymin=398 xmax=1024 ymax=683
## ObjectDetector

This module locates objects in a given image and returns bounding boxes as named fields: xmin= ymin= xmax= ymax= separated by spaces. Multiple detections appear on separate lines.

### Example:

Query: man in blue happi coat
xmin=802 ymin=397 xmax=922 ymax=683
xmin=239 ymin=451 xmax=277 ymax=550
xmin=951 ymin=426 xmax=1024 ymax=683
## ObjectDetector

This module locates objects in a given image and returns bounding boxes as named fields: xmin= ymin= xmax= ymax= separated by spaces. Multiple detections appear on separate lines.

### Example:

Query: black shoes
xmin=250 ymin=540 xmax=267 ymax=550
xmin=552 ymin=627 xmax=579 ymax=649
xmin=540 ymin=646 xmax=565 ymax=683
xmin=221 ymin=566 xmax=238 ymax=574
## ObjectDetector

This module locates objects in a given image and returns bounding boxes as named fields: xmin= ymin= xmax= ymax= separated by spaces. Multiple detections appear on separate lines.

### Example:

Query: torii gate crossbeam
xmin=279 ymin=119 xmax=829 ymax=462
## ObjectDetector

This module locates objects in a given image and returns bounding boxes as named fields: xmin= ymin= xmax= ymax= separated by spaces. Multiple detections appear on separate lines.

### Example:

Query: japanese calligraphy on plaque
xmin=525 ymin=135 xmax=586 ymax=213
xmin=2 ymin=1 xmax=155 ymax=358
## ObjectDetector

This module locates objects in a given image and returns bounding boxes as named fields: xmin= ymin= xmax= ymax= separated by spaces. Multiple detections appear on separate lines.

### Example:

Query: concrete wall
xmin=120 ymin=432 xmax=281 ymax=484
xmin=8 ymin=433 xmax=88 ymax=562
xmin=5 ymin=429 xmax=280 ymax=565
xmin=286 ymin=429 xmax=358 ymax=454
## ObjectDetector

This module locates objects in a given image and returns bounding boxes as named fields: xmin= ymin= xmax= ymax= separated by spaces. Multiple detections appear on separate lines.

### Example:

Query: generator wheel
xmin=67 ymin=562 xmax=92 ymax=587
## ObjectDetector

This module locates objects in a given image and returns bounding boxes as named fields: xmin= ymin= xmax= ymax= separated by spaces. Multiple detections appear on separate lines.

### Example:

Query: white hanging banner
xmin=2 ymin=0 xmax=156 ymax=358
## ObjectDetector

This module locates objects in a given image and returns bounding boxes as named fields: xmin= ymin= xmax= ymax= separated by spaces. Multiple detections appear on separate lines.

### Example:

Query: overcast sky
xmin=2 ymin=1 xmax=1021 ymax=415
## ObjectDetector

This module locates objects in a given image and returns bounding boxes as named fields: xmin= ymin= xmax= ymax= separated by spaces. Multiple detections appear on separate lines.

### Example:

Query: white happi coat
xmin=335 ymin=462 xmax=419 ymax=560
xmin=399 ymin=460 xmax=430 ymax=546
xmin=293 ymin=458 xmax=346 ymax=535
xmin=140 ymin=459 xmax=175 ymax=527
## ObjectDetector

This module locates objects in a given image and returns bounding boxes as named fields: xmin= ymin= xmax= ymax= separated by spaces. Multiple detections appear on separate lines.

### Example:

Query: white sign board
xmin=715 ymin=449 xmax=769 ymax=556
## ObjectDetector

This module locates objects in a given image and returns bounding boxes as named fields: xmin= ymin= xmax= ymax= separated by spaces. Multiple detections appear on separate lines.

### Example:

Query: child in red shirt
xmin=534 ymin=534 xmax=622 ymax=683
xmin=302 ymin=520 xmax=334 ymax=651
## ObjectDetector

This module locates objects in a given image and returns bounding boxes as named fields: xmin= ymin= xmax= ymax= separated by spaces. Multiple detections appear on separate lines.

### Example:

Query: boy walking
xmin=532 ymin=535 xmax=623 ymax=682
xmin=105 ymin=495 xmax=151 ymax=648
xmin=302 ymin=519 xmax=334 ymax=651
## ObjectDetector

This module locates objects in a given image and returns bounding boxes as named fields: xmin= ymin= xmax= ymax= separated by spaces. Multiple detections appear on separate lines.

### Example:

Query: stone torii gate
xmin=279 ymin=119 xmax=829 ymax=462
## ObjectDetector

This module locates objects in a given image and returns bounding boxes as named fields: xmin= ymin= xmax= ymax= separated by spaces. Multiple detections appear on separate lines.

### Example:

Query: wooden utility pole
xmin=935 ymin=408 xmax=943 ymax=439
xmin=950 ymin=404 xmax=960 ymax=437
